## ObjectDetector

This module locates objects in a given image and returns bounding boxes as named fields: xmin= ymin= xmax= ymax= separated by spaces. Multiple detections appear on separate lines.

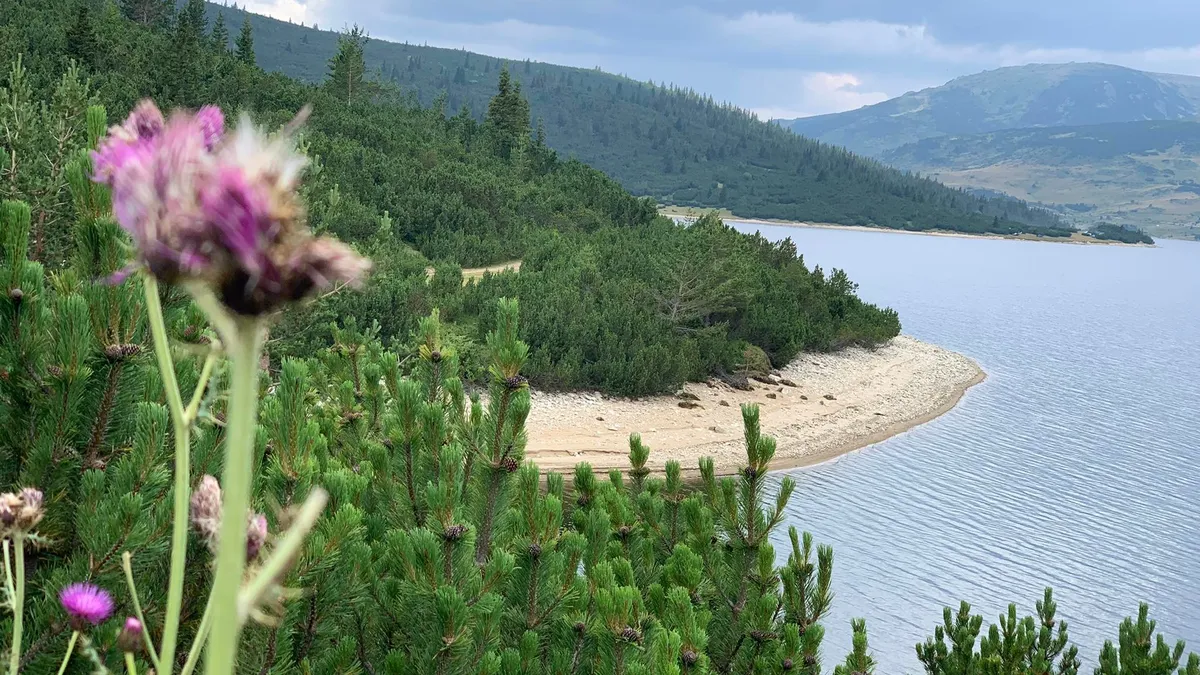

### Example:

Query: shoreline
xmin=524 ymin=335 xmax=986 ymax=476
xmin=658 ymin=206 xmax=1151 ymax=247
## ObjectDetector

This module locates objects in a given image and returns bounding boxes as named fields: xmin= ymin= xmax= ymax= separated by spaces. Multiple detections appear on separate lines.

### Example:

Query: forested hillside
xmin=0 ymin=0 xmax=900 ymax=395
xmin=188 ymin=1 xmax=1073 ymax=238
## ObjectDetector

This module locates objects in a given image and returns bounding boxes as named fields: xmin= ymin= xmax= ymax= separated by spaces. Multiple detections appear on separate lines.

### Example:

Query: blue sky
xmin=233 ymin=0 xmax=1200 ymax=119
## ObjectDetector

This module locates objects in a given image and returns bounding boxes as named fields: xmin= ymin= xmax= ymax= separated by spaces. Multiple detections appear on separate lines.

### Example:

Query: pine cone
xmin=443 ymin=524 xmax=467 ymax=542
xmin=575 ymin=493 xmax=591 ymax=507
xmin=504 ymin=375 xmax=527 ymax=390
xmin=430 ymin=350 xmax=442 ymax=363
xmin=528 ymin=542 xmax=542 ymax=559
xmin=750 ymin=629 xmax=775 ymax=642
xmin=690 ymin=590 xmax=703 ymax=606
xmin=782 ymin=658 xmax=794 ymax=671
xmin=742 ymin=466 xmax=759 ymax=480
xmin=804 ymin=655 xmax=816 ymax=667
xmin=500 ymin=456 xmax=519 ymax=473
xmin=616 ymin=525 xmax=632 ymax=540
xmin=573 ymin=621 xmax=586 ymax=634
xmin=681 ymin=649 xmax=699 ymax=665
xmin=8 ymin=287 xmax=22 ymax=303
xmin=619 ymin=626 xmax=641 ymax=643
xmin=47 ymin=365 xmax=64 ymax=378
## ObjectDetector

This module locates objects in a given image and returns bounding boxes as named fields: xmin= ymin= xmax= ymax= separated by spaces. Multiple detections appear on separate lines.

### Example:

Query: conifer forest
xmin=0 ymin=1 xmax=1196 ymax=673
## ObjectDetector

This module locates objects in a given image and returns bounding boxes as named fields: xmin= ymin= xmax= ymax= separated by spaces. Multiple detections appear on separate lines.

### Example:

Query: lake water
xmin=731 ymin=223 xmax=1200 ymax=673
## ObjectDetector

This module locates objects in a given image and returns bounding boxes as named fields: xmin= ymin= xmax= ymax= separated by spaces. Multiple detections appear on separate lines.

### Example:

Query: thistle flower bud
xmin=117 ymin=617 xmax=143 ymax=653
xmin=190 ymin=475 xmax=222 ymax=550
xmin=246 ymin=513 xmax=268 ymax=562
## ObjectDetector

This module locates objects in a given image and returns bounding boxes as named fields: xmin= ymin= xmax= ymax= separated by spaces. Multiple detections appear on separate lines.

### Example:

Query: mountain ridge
xmin=779 ymin=62 xmax=1200 ymax=157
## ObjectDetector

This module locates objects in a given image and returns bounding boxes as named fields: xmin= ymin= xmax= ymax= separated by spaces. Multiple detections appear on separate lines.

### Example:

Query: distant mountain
xmin=882 ymin=120 xmax=1200 ymax=238
xmin=199 ymin=3 xmax=1073 ymax=238
xmin=779 ymin=63 xmax=1200 ymax=157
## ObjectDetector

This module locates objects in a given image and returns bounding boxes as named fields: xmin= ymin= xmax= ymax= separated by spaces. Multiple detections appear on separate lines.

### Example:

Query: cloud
xmin=743 ymin=71 xmax=890 ymax=120
xmin=240 ymin=0 xmax=318 ymax=24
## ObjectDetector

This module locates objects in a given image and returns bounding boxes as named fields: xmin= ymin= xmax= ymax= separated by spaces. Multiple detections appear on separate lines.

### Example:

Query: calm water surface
xmin=731 ymin=223 xmax=1200 ymax=673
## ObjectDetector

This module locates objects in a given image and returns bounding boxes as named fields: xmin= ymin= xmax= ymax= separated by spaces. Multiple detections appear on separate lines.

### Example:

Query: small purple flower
xmin=60 ymin=583 xmax=114 ymax=630
xmin=191 ymin=475 xmax=223 ymax=550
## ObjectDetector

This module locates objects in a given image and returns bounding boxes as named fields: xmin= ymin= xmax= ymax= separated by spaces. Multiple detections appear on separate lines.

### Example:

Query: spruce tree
xmin=210 ymin=12 xmax=229 ymax=53
xmin=327 ymin=26 xmax=368 ymax=102
xmin=234 ymin=17 xmax=255 ymax=66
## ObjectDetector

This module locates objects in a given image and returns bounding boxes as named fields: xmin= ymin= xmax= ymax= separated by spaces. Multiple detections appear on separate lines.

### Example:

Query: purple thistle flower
xmin=60 ymin=583 xmax=114 ymax=630
xmin=91 ymin=101 xmax=370 ymax=315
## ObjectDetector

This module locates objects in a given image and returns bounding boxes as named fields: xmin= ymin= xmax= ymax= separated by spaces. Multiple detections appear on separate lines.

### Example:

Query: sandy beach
xmin=524 ymin=335 xmax=985 ymax=476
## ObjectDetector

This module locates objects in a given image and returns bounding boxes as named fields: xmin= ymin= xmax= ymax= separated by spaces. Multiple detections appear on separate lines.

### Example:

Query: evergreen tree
xmin=234 ymin=16 xmax=255 ymax=66
xmin=326 ymin=25 xmax=368 ymax=102
xmin=120 ymin=0 xmax=171 ymax=27
xmin=64 ymin=2 xmax=99 ymax=69
xmin=210 ymin=11 xmax=230 ymax=52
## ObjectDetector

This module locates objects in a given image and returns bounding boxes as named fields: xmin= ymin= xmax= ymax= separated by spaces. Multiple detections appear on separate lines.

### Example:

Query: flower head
xmin=191 ymin=474 xmax=222 ymax=551
xmin=60 ymin=583 xmax=114 ymax=630
xmin=118 ymin=617 xmax=144 ymax=653
xmin=91 ymin=100 xmax=370 ymax=317
xmin=0 ymin=488 xmax=44 ymax=534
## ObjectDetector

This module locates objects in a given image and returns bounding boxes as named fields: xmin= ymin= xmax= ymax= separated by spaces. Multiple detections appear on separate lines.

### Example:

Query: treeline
xmin=191 ymin=2 xmax=1074 ymax=238
xmin=1 ymin=0 xmax=899 ymax=396
xmin=1090 ymin=222 xmax=1155 ymax=245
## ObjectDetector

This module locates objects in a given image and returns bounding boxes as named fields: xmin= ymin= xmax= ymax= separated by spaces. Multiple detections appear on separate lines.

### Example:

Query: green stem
xmin=237 ymin=489 xmax=327 ymax=623
xmin=185 ymin=351 xmax=219 ymax=424
xmin=9 ymin=535 xmax=25 ymax=675
xmin=179 ymin=590 xmax=216 ymax=675
xmin=144 ymin=275 xmax=189 ymax=675
xmin=55 ymin=632 xmax=78 ymax=675
xmin=204 ymin=320 xmax=263 ymax=675
xmin=121 ymin=553 xmax=163 ymax=673
xmin=125 ymin=653 xmax=138 ymax=675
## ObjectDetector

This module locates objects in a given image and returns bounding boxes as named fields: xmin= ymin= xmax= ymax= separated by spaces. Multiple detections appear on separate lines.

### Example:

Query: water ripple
xmin=734 ymin=225 xmax=1200 ymax=673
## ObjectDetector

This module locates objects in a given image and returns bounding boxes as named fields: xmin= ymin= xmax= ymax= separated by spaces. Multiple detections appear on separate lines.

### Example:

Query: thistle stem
xmin=8 ymin=536 xmax=25 ymax=675
xmin=125 ymin=653 xmax=138 ymax=675
xmin=185 ymin=351 xmax=219 ymax=424
xmin=237 ymin=489 xmax=327 ymax=623
xmin=121 ymin=552 xmax=163 ymax=673
xmin=179 ymin=590 xmax=217 ymax=675
xmin=55 ymin=632 xmax=79 ymax=675
xmin=144 ymin=275 xmax=189 ymax=675
xmin=205 ymin=320 xmax=263 ymax=675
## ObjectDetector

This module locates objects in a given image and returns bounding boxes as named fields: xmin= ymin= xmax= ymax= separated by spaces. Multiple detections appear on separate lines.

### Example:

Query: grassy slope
xmin=882 ymin=120 xmax=1200 ymax=238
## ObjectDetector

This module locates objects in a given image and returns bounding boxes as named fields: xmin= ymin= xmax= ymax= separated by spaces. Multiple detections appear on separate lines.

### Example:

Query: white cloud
xmin=240 ymin=0 xmax=317 ymax=24
xmin=718 ymin=10 xmax=1200 ymax=79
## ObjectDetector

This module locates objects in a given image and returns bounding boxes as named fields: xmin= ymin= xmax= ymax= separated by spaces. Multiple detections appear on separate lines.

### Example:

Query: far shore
xmin=658 ymin=206 xmax=1153 ymax=247
xmin=523 ymin=335 xmax=986 ymax=477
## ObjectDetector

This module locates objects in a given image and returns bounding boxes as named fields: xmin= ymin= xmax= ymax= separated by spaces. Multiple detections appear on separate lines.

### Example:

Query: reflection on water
xmin=730 ymin=224 xmax=1200 ymax=673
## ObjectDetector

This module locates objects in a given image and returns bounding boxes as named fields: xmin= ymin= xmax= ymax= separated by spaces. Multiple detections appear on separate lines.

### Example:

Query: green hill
xmin=1 ymin=0 xmax=901 ymax=396
xmin=882 ymin=120 xmax=1200 ymax=239
xmin=193 ymin=2 xmax=1071 ymax=238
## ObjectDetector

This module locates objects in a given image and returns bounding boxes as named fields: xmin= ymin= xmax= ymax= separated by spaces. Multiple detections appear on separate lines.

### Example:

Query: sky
xmin=233 ymin=0 xmax=1200 ymax=120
